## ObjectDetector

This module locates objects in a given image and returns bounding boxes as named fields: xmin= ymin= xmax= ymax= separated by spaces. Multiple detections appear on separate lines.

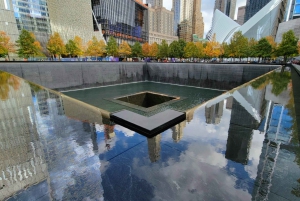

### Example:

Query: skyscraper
xmin=179 ymin=0 xmax=204 ymax=42
xmin=92 ymin=0 xmax=149 ymax=44
xmin=214 ymin=0 xmax=237 ymax=20
xmin=145 ymin=0 xmax=163 ymax=7
xmin=237 ymin=6 xmax=246 ymax=25
xmin=172 ymin=0 xmax=181 ymax=36
xmin=284 ymin=0 xmax=300 ymax=21
xmin=244 ymin=0 xmax=271 ymax=23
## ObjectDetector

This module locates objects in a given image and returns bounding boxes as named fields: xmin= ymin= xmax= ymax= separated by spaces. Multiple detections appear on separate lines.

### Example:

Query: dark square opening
xmin=116 ymin=92 xmax=178 ymax=108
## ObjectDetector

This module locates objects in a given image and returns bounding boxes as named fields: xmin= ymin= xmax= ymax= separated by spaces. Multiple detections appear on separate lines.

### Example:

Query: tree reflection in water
xmin=0 ymin=71 xmax=20 ymax=100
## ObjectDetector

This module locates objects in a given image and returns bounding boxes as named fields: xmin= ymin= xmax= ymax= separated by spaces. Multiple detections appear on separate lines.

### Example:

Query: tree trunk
xmin=281 ymin=65 xmax=285 ymax=73
xmin=7 ymin=54 xmax=10 ymax=61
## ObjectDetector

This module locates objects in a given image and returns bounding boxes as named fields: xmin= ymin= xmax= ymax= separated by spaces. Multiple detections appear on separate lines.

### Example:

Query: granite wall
xmin=0 ymin=62 xmax=279 ymax=91
xmin=145 ymin=63 xmax=278 ymax=90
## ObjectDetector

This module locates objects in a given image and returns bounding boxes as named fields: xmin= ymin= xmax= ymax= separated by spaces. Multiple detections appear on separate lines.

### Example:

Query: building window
xmin=4 ymin=0 xmax=10 ymax=10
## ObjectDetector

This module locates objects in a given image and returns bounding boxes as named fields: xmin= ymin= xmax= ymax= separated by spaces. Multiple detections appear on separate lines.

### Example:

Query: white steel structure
xmin=208 ymin=0 xmax=286 ymax=43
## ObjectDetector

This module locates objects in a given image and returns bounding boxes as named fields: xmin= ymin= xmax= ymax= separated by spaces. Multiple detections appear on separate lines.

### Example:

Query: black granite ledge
xmin=110 ymin=109 xmax=186 ymax=137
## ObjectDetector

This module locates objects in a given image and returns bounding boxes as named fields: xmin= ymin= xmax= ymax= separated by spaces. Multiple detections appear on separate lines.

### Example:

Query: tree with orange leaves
xmin=16 ymin=29 xmax=42 ymax=59
xmin=118 ymin=41 xmax=132 ymax=58
xmin=0 ymin=31 xmax=15 ymax=60
xmin=142 ymin=42 xmax=150 ymax=57
xmin=47 ymin=32 xmax=65 ymax=60
xmin=204 ymin=34 xmax=222 ymax=59
xmin=149 ymin=42 xmax=159 ymax=58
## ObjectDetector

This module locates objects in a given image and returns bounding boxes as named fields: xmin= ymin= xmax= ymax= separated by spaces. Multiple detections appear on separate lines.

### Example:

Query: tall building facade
xmin=214 ymin=0 xmax=237 ymax=20
xmin=284 ymin=0 xmax=300 ymax=21
xmin=179 ymin=0 xmax=204 ymax=42
xmin=172 ymin=0 xmax=181 ymax=36
xmin=47 ymin=0 xmax=104 ymax=44
xmin=145 ymin=0 xmax=163 ymax=7
xmin=148 ymin=5 xmax=178 ymax=44
xmin=237 ymin=6 xmax=246 ymax=25
xmin=244 ymin=0 xmax=271 ymax=23
xmin=0 ymin=0 xmax=19 ymax=42
xmin=92 ymin=0 xmax=149 ymax=45
xmin=1 ymin=0 xmax=51 ymax=44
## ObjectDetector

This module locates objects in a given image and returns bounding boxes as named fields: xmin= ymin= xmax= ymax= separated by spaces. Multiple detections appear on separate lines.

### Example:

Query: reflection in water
xmin=1 ymin=70 xmax=299 ymax=201
xmin=104 ymin=124 xmax=116 ymax=150
xmin=0 ymin=72 xmax=20 ymax=101
xmin=171 ymin=121 xmax=186 ymax=143
xmin=147 ymin=134 xmax=162 ymax=163
xmin=0 ymin=79 xmax=48 ymax=200
xmin=205 ymin=100 xmax=224 ymax=125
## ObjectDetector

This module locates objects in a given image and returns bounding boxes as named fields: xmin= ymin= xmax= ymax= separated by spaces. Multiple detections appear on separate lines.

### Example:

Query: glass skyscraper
xmin=11 ymin=0 xmax=51 ymax=35
xmin=172 ymin=0 xmax=180 ymax=36
xmin=244 ymin=0 xmax=271 ymax=23
xmin=92 ymin=0 xmax=149 ymax=44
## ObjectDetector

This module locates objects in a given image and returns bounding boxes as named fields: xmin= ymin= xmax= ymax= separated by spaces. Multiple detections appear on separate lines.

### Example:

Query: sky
xmin=162 ymin=0 xmax=247 ymax=37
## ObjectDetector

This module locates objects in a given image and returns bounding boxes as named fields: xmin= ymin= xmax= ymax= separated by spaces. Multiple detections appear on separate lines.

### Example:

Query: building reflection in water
xmin=147 ymin=134 xmax=162 ymax=163
xmin=104 ymin=123 xmax=116 ymax=150
xmin=0 ymin=79 xmax=48 ymax=200
xmin=205 ymin=100 xmax=224 ymax=125
xmin=171 ymin=121 xmax=186 ymax=143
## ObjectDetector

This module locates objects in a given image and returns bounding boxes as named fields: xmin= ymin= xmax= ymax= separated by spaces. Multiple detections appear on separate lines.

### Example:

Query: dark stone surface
xmin=116 ymin=91 xmax=176 ymax=108
xmin=0 ymin=62 xmax=279 ymax=91
xmin=291 ymin=64 xmax=300 ymax=142
xmin=111 ymin=109 xmax=186 ymax=136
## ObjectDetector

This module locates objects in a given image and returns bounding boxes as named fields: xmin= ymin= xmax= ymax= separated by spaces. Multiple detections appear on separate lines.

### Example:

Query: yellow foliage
xmin=47 ymin=32 xmax=65 ymax=58
xmin=149 ymin=43 xmax=159 ymax=58
xmin=118 ymin=41 xmax=131 ymax=57
xmin=265 ymin=35 xmax=277 ymax=49
xmin=0 ymin=31 xmax=15 ymax=59
xmin=298 ymin=41 xmax=300 ymax=54
xmin=204 ymin=34 xmax=221 ymax=58
xmin=142 ymin=42 xmax=150 ymax=57
xmin=74 ymin=36 xmax=84 ymax=56
xmin=0 ymin=72 xmax=20 ymax=100
xmin=85 ymin=37 xmax=106 ymax=57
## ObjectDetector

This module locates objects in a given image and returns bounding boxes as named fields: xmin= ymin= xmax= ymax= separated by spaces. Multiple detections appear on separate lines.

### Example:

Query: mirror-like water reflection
xmin=0 ymin=70 xmax=299 ymax=201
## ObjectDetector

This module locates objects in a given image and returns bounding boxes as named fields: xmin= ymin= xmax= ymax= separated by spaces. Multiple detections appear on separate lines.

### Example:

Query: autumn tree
xmin=0 ymin=31 xmax=15 ymax=60
xmin=158 ymin=40 xmax=169 ymax=59
xmin=220 ymin=42 xmax=230 ymax=60
xmin=195 ymin=42 xmax=204 ymax=59
xmin=276 ymin=30 xmax=298 ymax=63
xmin=149 ymin=42 xmax=159 ymax=58
xmin=229 ymin=31 xmax=248 ymax=60
xmin=74 ymin=36 xmax=84 ymax=56
xmin=265 ymin=35 xmax=277 ymax=59
xmin=16 ymin=29 xmax=43 ymax=59
xmin=142 ymin=42 xmax=150 ymax=57
xmin=298 ymin=40 xmax=300 ymax=55
xmin=106 ymin=37 xmax=118 ymax=57
xmin=204 ymin=34 xmax=221 ymax=59
xmin=47 ymin=32 xmax=65 ymax=60
xmin=118 ymin=41 xmax=131 ymax=59
xmin=184 ymin=42 xmax=197 ymax=59
xmin=131 ymin=42 xmax=142 ymax=57
xmin=85 ymin=36 xmax=106 ymax=57
xmin=255 ymin=38 xmax=272 ymax=62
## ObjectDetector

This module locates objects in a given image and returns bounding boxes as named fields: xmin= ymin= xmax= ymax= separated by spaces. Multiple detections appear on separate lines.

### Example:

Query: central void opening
xmin=116 ymin=91 xmax=178 ymax=108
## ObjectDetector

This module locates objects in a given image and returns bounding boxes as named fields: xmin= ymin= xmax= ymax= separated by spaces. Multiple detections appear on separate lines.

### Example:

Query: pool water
xmin=0 ymin=70 xmax=299 ymax=201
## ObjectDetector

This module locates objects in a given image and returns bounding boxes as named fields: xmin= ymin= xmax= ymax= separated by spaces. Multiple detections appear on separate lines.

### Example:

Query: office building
xmin=237 ymin=6 xmax=246 ymax=25
xmin=214 ymin=0 xmax=237 ymax=20
xmin=179 ymin=0 xmax=204 ymax=42
xmin=47 ymin=0 xmax=104 ymax=44
xmin=172 ymin=0 xmax=181 ymax=36
xmin=92 ymin=0 xmax=149 ymax=45
xmin=285 ymin=0 xmax=300 ymax=21
xmin=148 ymin=3 xmax=178 ymax=44
xmin=275 ymin=17 xmax=300 ymax=42
xmin=145 ymin=0 xmax=163 ymax=7
xmin=244 ymin=0 xmax=272 ymax=23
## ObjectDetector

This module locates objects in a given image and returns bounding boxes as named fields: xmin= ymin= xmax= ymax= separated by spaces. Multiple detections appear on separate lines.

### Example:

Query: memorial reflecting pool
xmin=0 ymin=70 xmax=299 ymax=201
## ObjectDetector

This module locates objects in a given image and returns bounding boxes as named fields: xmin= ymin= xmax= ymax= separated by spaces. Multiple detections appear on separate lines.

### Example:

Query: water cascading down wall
xmin=0 ymin=62 xmax=279 ymax=91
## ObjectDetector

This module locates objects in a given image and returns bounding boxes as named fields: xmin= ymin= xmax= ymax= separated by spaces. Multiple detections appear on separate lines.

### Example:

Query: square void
xmin=116 ymin=91 xmax=179 ymax=108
